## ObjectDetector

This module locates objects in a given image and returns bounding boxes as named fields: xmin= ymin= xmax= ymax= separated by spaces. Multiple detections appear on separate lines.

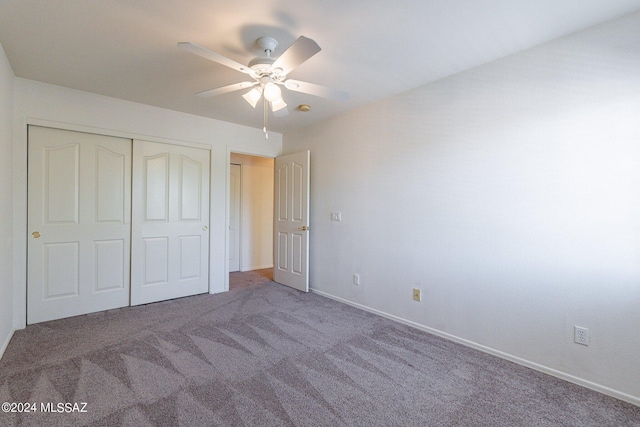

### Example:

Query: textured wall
xmin=0 ymin=43 xmax=14 ymax=357
xmin=284 ymin=13 xmax=640 ymax=403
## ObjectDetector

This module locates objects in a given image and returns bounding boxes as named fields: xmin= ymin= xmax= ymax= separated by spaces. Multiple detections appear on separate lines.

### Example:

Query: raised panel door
xmin=27 ymin=126 xmax=131 ymax=324
xmin=131 ymin=140 xmax=210 ymax=305
xmin=273 ymin=151 xmax=309 ymax=292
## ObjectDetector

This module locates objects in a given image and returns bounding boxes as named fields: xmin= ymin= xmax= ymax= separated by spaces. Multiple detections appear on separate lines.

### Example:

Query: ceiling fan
xmin=178 ymin=36 xmax=349 ymax=137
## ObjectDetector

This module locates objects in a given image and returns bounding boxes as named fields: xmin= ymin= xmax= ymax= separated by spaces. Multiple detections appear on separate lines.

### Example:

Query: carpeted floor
xmin=1 ymin=269 xmax=639 ymax=426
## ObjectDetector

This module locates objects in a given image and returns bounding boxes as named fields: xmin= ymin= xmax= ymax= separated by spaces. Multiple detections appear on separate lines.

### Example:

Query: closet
xmin=27 ymin=126 xmax=210 ymax=324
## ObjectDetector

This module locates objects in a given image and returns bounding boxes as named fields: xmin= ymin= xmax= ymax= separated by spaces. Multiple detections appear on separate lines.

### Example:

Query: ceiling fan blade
xmin=178 ymin=42 xmax=255 ymax=76
xmin=195 ymin=81 xmax=256 ymax=98
xmin=272 ymin=36 xmax=321 ymax=76
xmin=284 ymin=79 xmax=350 ymax=101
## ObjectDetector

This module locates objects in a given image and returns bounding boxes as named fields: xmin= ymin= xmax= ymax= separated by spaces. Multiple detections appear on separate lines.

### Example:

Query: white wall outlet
xmin=413 ymin=288 xmax=421 ymax=302
xmin=574 ymin=326 xmax=589 ymax=346
xmin=353 ymin=274 xmax=360 ymax=285
xmin=331 ymin=211 xmax=342 ymax=221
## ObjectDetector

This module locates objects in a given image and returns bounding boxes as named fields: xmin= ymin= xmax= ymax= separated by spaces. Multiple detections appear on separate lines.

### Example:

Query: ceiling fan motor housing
xmin=249 ymin=36 xmax=286 ymax=79
xmin=248 ymin=56 xmax=276 ymax=76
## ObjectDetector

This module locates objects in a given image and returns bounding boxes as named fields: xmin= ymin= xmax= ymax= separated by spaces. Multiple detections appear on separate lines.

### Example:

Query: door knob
xmin=202 ymin=226 xmax=208 ymax=231
xmin=32 ymin=231 xmax=41 ymax=238
xmin=297 ymin=225 xmax=309 ymax=231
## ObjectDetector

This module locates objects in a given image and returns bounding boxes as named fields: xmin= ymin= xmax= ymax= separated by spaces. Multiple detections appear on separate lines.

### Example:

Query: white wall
xmin=284 ymin=13 xmax=640 ymax=404
xmin=0 ymin=43 xmax=15 ymax=357
xmin=230 ymin=153 xmax=274 ymax=271
xmin=12 ymin=78 xmax=282 ymax=329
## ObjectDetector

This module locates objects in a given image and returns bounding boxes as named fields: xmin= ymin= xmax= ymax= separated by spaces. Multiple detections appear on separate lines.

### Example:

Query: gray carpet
xmin=1 ymin=269 xmax=638 ymax=426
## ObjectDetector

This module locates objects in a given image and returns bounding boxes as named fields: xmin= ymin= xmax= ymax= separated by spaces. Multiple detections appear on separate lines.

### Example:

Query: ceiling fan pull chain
xmin=263 ymin=97 xmax=269 ymax=140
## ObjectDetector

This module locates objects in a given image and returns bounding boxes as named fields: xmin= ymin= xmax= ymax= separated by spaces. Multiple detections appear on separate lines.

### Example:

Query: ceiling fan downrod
xmin=256 ymin=36 xmax=278 ymax=58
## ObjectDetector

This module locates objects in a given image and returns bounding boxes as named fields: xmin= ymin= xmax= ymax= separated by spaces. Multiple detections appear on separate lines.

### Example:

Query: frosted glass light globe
xmin=263 ymin=82 xmax=281 ymax=102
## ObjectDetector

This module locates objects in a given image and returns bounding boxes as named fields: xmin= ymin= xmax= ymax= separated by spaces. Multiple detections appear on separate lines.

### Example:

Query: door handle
xmin=297 ymin=225 xmax=310 ymax=231
xmin=32 ymin=231 xmax=41 ymax=238
xmin=202 ymin=226 xmax=208 ymax=231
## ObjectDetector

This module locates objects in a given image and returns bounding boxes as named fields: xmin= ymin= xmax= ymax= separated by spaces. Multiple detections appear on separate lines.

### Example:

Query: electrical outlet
xmin=574 ymin=326 xmax=589 ymax=346
xmin=353 ymin=274 xmax=360 ymax=285
xmin=413 ymin=288 xmax=421 ymax=302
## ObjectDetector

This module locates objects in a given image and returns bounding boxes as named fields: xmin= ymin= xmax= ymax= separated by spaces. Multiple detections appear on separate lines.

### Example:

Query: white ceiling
xmin=1 ymin=0 xmax=640 ymax=134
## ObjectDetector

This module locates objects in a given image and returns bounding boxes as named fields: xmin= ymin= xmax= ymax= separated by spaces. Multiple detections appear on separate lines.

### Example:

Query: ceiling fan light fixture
xmin=179 ymin=35 xmax=349 ymax=133
xmin=271 ymin=97 xmax=287 ymax=112
xmin=263 ymin=82 xmax=281 ymax=102
xmin=242 ymin=87 xmax=262 ymax=108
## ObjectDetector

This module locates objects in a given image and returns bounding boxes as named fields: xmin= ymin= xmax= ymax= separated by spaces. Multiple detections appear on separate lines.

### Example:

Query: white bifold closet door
xmin=131 ymin=140 xmax=210 ymax=305
xmin=27 ymin=126 xmax=132 ymax=324
xmin=28 ymin=128 xmax=211 ymax=324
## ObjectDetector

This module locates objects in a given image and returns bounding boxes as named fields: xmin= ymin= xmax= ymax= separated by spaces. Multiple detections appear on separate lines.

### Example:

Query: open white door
xmin=131 ymin=140 xmax=210 ymax=305
xmin=27 ymin=126 xmax=131 ymax=324
xmin=274 ymin=150 xmax=310 ymax=292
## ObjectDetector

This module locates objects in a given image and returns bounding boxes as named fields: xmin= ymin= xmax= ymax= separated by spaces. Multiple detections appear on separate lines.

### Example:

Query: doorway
xmin=229 ymin=153 xmax=275 ymax=277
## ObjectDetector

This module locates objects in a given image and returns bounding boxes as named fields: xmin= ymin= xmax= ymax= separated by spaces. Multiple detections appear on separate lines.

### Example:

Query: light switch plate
xmin=331 ymin=211 xmax=342 ymax=221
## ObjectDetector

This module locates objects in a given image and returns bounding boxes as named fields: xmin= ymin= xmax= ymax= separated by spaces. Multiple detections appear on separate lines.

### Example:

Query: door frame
xmin=229 ymin=163 xmax=242 ymax=273
xmin=226 ymin=150 xmax=279 ymax=290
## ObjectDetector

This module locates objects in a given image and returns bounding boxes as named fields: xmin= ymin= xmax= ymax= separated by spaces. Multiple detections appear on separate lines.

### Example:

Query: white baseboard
xmin=311 ymin=288 xmax=640 ymax=407
xmin=241 ymin=264 xmax=273 ymax=272
xmin=0 ymin=329 xmax=14 ymax=361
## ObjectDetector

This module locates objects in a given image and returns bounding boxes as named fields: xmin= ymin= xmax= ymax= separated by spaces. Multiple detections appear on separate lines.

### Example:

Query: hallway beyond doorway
xmin=229 ymin=268 xmax=273 ymax=291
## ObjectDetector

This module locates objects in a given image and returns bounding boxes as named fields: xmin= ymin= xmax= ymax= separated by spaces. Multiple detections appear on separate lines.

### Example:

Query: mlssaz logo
xmin=40 ymin=402 xmax=88 ymax=413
